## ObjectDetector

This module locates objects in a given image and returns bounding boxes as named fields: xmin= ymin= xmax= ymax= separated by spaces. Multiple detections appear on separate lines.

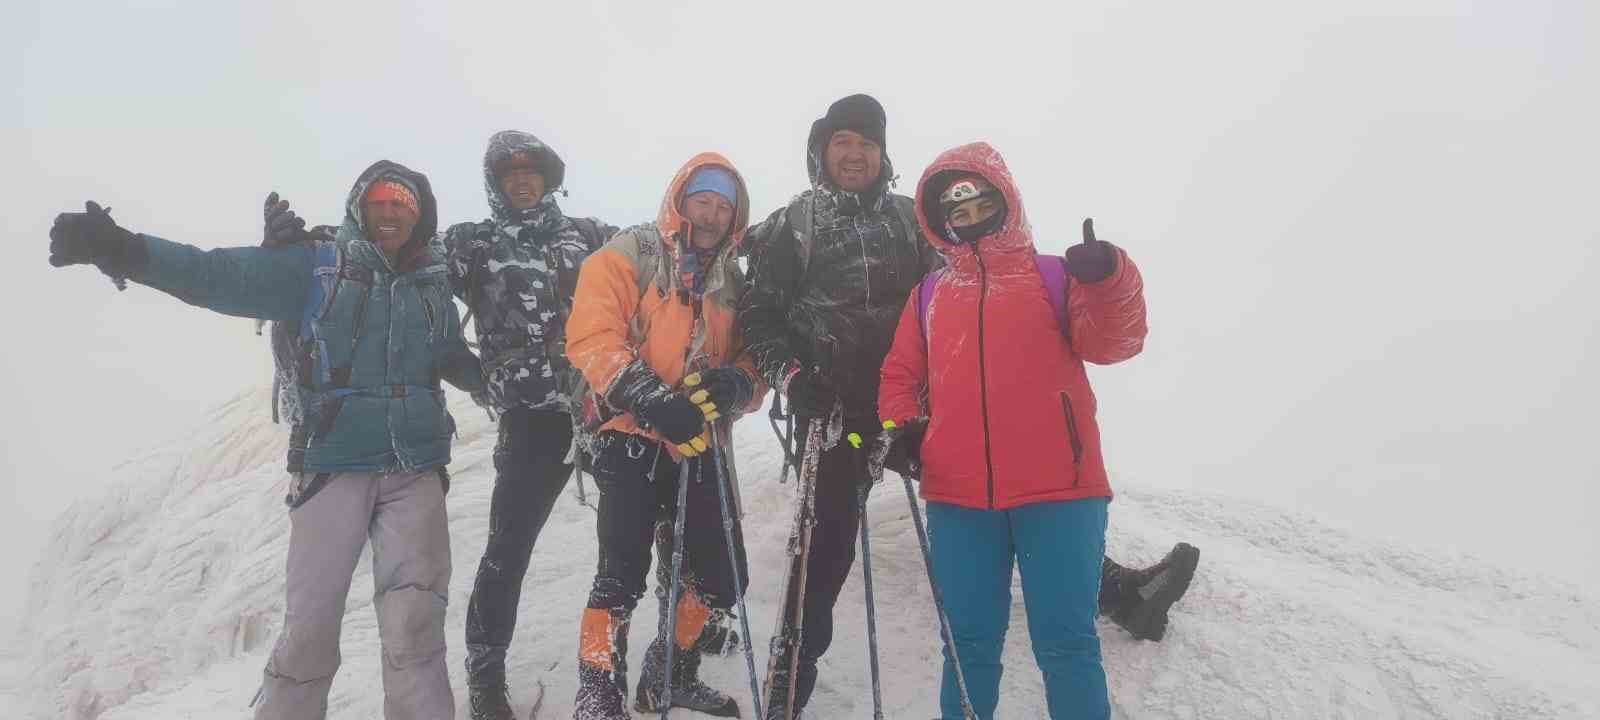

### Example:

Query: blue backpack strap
xmin=299 ymin=240 xmax=341 ymax=343
xmin=1034 ymin=253 xmax=1071 ymax=338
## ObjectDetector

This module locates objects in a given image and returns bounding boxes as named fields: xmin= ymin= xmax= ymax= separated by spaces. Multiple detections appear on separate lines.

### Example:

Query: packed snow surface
xmin=7 ymin=386 xmax=1598 ymax=718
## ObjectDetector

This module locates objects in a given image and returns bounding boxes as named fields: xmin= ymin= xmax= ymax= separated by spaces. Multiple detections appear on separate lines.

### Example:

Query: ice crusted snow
xmin=5 ymin=386 xmax=1598 ymax=719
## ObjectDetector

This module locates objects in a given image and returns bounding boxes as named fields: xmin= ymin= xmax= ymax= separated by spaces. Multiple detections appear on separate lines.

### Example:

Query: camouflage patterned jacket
xmin=440 ymin=131 xmax=617 ymax=413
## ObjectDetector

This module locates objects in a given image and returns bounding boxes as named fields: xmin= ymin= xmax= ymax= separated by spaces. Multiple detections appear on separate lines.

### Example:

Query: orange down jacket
xmin=565 ymin=152 xmax=765 ymax=446
xmin=878 ymin=142 xmax=1148 ymax=510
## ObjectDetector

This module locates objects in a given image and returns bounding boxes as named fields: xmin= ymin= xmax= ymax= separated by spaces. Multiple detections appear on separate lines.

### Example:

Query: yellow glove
xmin=683 ymin=372 xmax=721 ymax=422
xmin=676 ymin=431 xmax=710 ymax=457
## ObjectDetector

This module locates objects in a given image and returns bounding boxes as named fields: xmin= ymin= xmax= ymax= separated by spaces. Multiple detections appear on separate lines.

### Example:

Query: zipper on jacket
xmin=1059 ymin=390 xmax=1084 ymax=486
xmin=975 ymin=249 xmax=998 ymax=509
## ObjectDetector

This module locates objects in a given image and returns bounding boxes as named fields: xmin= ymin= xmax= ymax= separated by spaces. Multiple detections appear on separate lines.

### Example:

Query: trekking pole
xmin=708 ymin=426 xmax=764 ymax=719
xmin=661 ymin=452 xmax=696 ymax=719
xmin=902 ymin=467 xmax=977 ymax=720
xmin=768 ymin=394 xmax=797 ymax=483
xmin=850 ymin=432 xmax=886 ymax=720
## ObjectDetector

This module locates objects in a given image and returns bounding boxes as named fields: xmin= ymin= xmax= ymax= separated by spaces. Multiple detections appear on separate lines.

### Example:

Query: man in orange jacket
xmin=564 ymin=154 xmax=765 ymax=719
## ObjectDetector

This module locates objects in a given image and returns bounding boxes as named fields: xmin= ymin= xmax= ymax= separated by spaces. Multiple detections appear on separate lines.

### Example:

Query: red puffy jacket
xmin=878 ymin=142 xmax=1148 ymax=510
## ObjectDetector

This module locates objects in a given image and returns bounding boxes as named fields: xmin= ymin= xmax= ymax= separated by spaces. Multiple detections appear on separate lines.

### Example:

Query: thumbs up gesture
xmin=1063 ymin=217 xmax=1118 ymax=284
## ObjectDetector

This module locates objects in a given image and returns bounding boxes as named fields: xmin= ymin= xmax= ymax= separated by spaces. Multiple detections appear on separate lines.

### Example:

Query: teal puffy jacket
xmin=127 ymin=161 xmax=484 ymax=474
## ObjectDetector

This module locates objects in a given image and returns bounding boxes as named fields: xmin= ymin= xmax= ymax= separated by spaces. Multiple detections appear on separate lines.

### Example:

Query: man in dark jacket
xmin=740 ymin=95 xmax=1203 ymax=717
xmin=49 ymin=161 xmax=483 ymax=720
xmin=738 ymin=93 xmax=942 ymax=715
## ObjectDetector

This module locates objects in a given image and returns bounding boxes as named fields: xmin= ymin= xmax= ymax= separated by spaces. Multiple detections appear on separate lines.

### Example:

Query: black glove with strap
xmin=1064 ymin=217 xmax=1119 ymax=284
xmin=684 ymin=367 xmax=756 ymax=422
xmin=882 ymin=417 xmax=928 ymax=478
xmin=262 ymin=191 xmax=309 ymax=247
xmin=49 ymin=201 xmax=147 ymax=285
xmin=782 ymin=363 xmax=837 ymax=419
xmin=607 ymin=360 xmax=708 ymax=456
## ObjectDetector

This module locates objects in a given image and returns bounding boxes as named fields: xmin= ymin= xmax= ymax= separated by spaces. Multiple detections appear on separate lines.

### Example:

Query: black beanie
xmin=810 ymin=93 xmax=887 ymax=151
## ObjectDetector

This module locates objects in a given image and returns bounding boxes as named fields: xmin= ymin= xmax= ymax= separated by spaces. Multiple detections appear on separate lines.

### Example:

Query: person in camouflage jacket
xmin=439 ymin=130 xmax=619 ymax=719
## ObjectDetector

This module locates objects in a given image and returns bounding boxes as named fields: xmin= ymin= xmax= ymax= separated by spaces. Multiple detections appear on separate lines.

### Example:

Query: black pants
xmin=464 ymin=407 xmax=574 ymax=687
xmin=586 ymin=431 xmax=749 ymax=613
xmin=770 ymin=418 xmax=879 ymax=710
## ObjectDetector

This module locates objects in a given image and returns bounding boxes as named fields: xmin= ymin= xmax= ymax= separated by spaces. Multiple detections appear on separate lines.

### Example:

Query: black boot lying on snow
xmin=1101 ymin=542 xmax=1201 ymax=642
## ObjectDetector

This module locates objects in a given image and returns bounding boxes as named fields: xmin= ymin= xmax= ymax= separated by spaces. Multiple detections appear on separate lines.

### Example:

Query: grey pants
xmin=254 ymin=469 xmax=454 ymax=720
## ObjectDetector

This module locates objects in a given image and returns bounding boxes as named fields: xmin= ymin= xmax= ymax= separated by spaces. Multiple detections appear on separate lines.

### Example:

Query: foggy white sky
xmin=3 ymin=0 xmax=1596 ymax=633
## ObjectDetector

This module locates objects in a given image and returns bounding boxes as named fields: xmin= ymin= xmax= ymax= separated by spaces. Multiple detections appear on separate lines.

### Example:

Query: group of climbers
xmin=46 ymin=92 xmax=1198 ymax=720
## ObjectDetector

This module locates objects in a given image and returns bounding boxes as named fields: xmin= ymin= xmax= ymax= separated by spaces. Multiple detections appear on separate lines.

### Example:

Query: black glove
xmin=636 ymin=394 xmax=708 ymax=451
xmin=783 ymin=364 xmax=837 ymax=419
xmin=685 ymin=367 xmax=756 ymax=422
xmin=1064 ymin=218 xmax=1118 ymax=284
xmin=607 ymin=360 xmax=708 ymax=455
xmin=882 ymin=418 xmax=928 ymax=477
xmin=262 ymin=191 xmax=308 ymax=247
xmin=49 ymin=201 xmax=145 ymax=275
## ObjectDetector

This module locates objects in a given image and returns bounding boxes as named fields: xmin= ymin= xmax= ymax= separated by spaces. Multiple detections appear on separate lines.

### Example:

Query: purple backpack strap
xmin=917 ymin=255 xmax=1069 ymax=343
xmin=1035 ymin=254 xmax=1071 ymax=337
xmin=916 ymin=268 xmax=944 ymax=343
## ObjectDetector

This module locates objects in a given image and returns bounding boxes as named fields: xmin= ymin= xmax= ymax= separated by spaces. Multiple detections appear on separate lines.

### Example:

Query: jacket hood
xmin=656 ymin=152 xmax=752 ymax=253
xmin=482 ymin=130 xmax=566 ymax=222
xmin=341 ymin=159 xmax=439 ymax=271
xmin=914 ymin=142 xmax=1033 ymax=257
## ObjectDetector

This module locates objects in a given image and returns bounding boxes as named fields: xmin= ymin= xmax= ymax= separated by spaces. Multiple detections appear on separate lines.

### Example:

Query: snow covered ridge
xmin=8 ymin=386 xmax=1599 ymax=718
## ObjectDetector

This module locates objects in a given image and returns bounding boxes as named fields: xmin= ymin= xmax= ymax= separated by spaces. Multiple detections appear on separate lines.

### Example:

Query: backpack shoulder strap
xmin=916 ymin=268 xmax=946 ymax=345
xmin=299 ymin=240 xmax=343 ymax=342
xmin=1034 ymin=253 xmax=1071 ymax=339
xmin=788 ymin=194 xmax=815 ymax=277
xmin=570 ymin=216 xmax=606 ymax=251
xmin=891 ymin=194 xmax=922 ymax=249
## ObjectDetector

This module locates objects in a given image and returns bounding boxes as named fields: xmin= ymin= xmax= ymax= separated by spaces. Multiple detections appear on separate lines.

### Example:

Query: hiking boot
xmin=1103 ymin=542 xmax=1200 ymax=641
xmin=761 ymin=654 xmax=816 ymax=720
xmin=468 ymin=684 xmax=516 ymax=720
xmin=575 ymin=607 xmax=632 ymax=720
xmin=635 ymin=635 xmax=740 ymax=717
xmin=575 ymin=661 xmax=631 ymax=720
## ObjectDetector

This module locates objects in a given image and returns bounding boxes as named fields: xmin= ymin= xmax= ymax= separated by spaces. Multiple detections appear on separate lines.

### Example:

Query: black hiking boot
xmin=761 ymin=654 xmax=816 ymax=720
xmin=635 ymin=635 xmax=741 ymax=716
xmin=468 ymin=683 xmax=516 ymax=720
xmin=575 ymin=661 xmax=631 ymax=720
xmin=1102 ymin=542 xmax=1201 ymax=641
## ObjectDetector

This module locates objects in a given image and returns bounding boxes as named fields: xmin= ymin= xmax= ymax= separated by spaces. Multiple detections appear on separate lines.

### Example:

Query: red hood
xmin=914 ymin=142 xmax=1035 ymax=260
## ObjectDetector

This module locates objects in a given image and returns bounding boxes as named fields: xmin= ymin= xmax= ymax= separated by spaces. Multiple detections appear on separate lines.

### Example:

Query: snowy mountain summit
xmin=7 ymin=387 xmax=1598 ymax=718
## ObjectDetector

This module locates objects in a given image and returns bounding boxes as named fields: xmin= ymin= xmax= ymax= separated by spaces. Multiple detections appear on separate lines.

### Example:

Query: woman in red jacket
xmin=878 ymin=142 xmax=1148 ymax=719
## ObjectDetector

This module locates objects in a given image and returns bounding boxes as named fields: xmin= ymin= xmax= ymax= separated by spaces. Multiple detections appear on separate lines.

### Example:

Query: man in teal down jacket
xmin=48 ymin=160 xmax=485 ymax=720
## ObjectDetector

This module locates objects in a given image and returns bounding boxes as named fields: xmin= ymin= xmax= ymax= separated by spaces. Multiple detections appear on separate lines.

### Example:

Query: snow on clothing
xmin=927 ymin=498 xmax=1110 ymax=720
xmin=126 ymin=160 xmax=483 ymax=475
xmin=737 ymin=137 xmax=942 ymax=422
xmin=878 ymin=142 xmax=1148 ymax=510
xmin=444 ymin=132 xmax=618 ymax=691
xmin=564 ymin=151 xmax=765 ymax=444
xmin=764 ymin=418 xmax=883 ymax=713
xmin=441 ymin=130 xmax=616 ymax=414
xmin=254 ymin=469 xmax=454 ymax=720
xmin=462 ymin=407 xmax=574 ymax=688
xmin=564 ymin=152 xmax=762 ymax=715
